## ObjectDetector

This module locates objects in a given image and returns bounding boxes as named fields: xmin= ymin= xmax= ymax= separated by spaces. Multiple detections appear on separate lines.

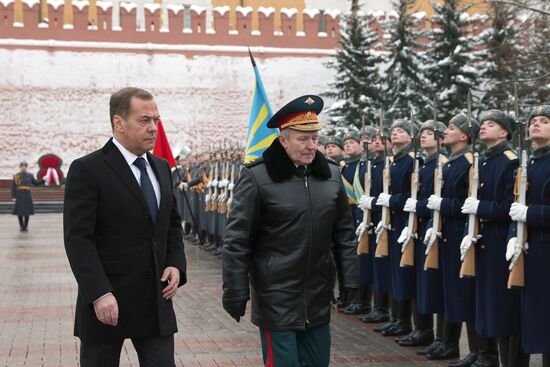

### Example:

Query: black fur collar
xmin=262 ymin=138 xmax=332 ymax=182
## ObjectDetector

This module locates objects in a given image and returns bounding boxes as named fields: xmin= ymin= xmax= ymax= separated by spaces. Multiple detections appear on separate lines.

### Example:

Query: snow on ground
xmin=0 ymin=49 xmax=335 ymax=178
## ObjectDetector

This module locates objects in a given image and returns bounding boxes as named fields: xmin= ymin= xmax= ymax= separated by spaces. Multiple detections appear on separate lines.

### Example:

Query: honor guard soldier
xmin=325 ymin=137 xmax=345 ymax=164
xmin=402 ymin=120 xmax=447 ymax=349
xmin=222 ymin=95 xmax=358 ymax=367
xmin=338 ymin=131 xmax=363 ymax=311
xmin=373 ymin=119 xmax=418 ymax=337
xmin=507 ymin=105 xmax=550 ymax=367
xmin=358 ymin=126 xmax=392 ymax=324
xmin=461 ymin=110 xmax=528 ymax=367
xmin=11 ymin=161 xmax=42 ymax=231
xmin=343 ymin=126 xmax=378 ymax=316
xmin=424 ymin=114 xmax=482 ymax=366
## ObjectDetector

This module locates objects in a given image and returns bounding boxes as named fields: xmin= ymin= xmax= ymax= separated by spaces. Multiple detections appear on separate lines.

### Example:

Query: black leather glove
xmin=223 ymin=300 xmax=247 ymax=323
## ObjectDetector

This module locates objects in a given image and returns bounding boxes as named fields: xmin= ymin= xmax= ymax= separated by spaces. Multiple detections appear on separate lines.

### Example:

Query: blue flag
xmin=244 ymin=50 xmax=278 ymax=163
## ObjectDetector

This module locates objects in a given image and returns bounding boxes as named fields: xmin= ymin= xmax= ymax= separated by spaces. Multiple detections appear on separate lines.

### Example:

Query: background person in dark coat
xmin=222 ymin=95 xmax=359 ymax=367
xmin=63 ymin=87 xmax=187 ymax=367
xmin=11 ymin=161 xmax=42 ymax=231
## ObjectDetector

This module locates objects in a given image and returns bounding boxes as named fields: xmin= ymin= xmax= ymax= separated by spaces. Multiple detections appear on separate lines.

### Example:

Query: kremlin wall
xmin=0 ymin=0 xmax=492 ymax=178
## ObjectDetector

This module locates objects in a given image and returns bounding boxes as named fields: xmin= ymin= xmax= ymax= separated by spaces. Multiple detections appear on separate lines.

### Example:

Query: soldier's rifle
xmin=460 ymin=90 xmax=478 ymax=278
xmin=218 ymin=159 xmax=230 ymax=214
xmin=227 ymin=162 xmax=236 ymax=214
xmin=508 ymin=83 xmax=527 ymax=288
xmin=210 ymin=160 xmax=220 ymax=212
xmin=375 ymin=108 xmax=390 ymax=258
xmin=400 ymin=111 xmax=418 ymax=267
xmin=358 ymin=115 xmax=371 ymax=254
xmin=425 ymin=99 xmax=442 ymax=270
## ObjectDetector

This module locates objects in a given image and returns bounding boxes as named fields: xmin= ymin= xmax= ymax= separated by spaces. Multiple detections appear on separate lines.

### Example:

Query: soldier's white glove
xmin=356 ymin=222 xmax=366 ymax=239
xmin=375 ymin=221 xmax=385 ymax=243
xmin=424 ymin=227 xmax=439 ymax=254
xmin=461 ymin=197 xmax=480 ymax=215
xmin=403 ymin=198 xmax=417 ymax=213
xmin=509 ymin=202 xmax=528 ymax=223
xmin=228 ymin=183 xmax=235 ymax=191
xmin=397 ymin=227 xmax=409 ymax=244
xmin=460 ymin=235 xmax=473 ymax=260
xmin=506 ymin=237 xmax=527 ymax=270
xmin=212 ymin=179 xmax=218 ymax=187
xmin=205 ymin=194 xmax=211 ymax=202
xmin=206 ymin=181 xmax=212 ymax=188
xmin=179 ymin=182 xmax=188 ymax=190
xmin=219 ymin=179 xmax=229 ymax=188
xmin=227 ymin=197 xmax=233 ymax=209
xmin=359 ymin=195 xmax=375 ymax=211
xmin=376 ymin=193 xmax=391 ymax=208
xmin=427 ymin=195 xmax=443 ymax=211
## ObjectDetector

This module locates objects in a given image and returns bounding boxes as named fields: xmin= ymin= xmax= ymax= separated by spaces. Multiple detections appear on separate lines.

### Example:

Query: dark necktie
xmin=133 ymin=157 xmax=158 ymax=223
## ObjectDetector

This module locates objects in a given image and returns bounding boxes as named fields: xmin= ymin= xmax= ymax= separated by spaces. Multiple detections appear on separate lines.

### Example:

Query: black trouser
xmin=497 ymin=335 xmax=530 ymax=367
xmin=17 ymin=215 xmax=29 ymax=229
xmin=80 ymin=335 xmax=175 ymax=367
xmin=183 ymin=222 xmax=191 ymax=235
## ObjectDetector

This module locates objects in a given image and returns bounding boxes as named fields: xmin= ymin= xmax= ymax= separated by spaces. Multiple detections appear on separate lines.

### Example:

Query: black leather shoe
xmin=360 ymin=309 xmax=389 ymax=323
xmin=426 ymin=343 xmax=459 ymax=360
xmin=373 ymin=320 xmax=397 ymax=333
xmin=417 ymin=340 xmax=443 ymax=355
xmin=382 ymin=321 xmax=412 ymax=337
xmin=447 ymin=352 xmax=478 ymax=366
xmin=471 ymin=353 xmax=498 ymax=367
xmin=344 ymin=303 xmax=371 ymax=315
xmin=398 ymin=329 xmax=435 ymax=347
xmin=395 ymin=330 xmax=414 ymax=342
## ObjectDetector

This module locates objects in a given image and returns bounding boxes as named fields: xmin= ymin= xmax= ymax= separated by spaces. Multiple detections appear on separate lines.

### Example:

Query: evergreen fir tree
xmin=383 ymin=0 xmax=433 ymax=121
xmin=477 ymin=2 xmax=525 ymax=111
xmin=325 ymin=12 xmax=385 ymax=137
xmin=521 ymin=11 xmax=550 ymax=107
xmin=425 ymin=0 xmax=481 ymax=122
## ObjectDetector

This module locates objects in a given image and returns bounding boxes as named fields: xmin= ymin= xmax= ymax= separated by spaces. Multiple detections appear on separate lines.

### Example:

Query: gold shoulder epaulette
xmin=244 ymin=157 xmax=264 ymax=168
xmin=440 ymin=155 xmax=449 ymax=164
xmin=464 ymin=152 xmax=473 ymax=164
xmin=408 ymin=151 xmax=415 ymax=159
xmin=339 ymin=160 xmax=346 ymax=169
xmin=504 ymin=150 xmax=518 ymax=160
xmin=389 ymin=156 xmax=394 ymax=163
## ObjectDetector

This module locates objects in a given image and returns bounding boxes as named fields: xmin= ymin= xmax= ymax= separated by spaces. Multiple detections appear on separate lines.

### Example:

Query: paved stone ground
xmin=0 ymin=214 xmax=542 ymax=367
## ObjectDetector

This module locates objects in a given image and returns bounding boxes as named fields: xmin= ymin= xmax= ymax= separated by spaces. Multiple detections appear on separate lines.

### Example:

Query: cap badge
xmin=304 ymin=97 xmax=315 ymax=105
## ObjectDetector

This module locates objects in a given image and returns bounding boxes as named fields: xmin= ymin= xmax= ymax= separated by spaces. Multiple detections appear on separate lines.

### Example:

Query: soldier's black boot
xmin=398 ymin=311 xmax=434 ymax=347
xmin=382 ymin=300 xmax=412 ymax=336
xmin=498 ymin=335 xmax=530 ymax=367
xmin=18 ymin=216 xmax=24 ymax=231
xmin=344 ymin=285 xmax=372 ymax=315
xmin=374 ymin=298 xmax=398 ymax=332
xmin=360 ymin=292 xmax=389 ymax=323
xmin=426 ymin=321 xmax=461 ymax=361
xmin=447 ymin=322 xmax=480 ymax=367
xmin=418 ymin=315 xmax=445 ymax=355
xmin=472 ymin=336 xmax=498 ymax=367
